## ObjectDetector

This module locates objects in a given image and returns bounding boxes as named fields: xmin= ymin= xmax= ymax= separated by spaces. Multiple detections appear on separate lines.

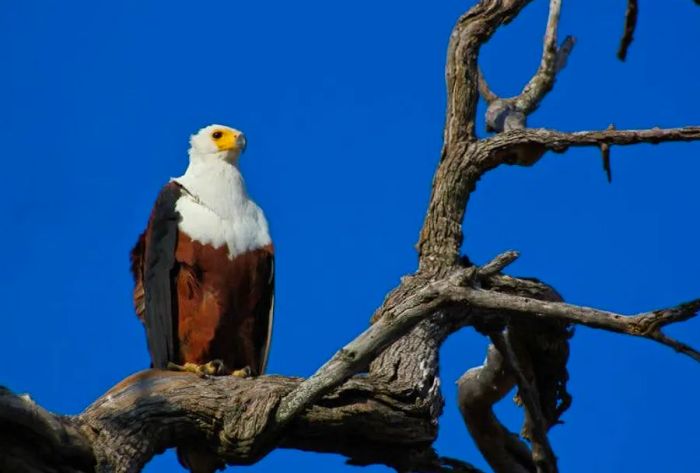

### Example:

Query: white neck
xmin=175 ymin=152 xmax=247 ymax=218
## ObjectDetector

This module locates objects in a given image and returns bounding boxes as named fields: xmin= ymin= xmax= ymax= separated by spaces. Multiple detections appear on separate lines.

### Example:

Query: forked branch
xmin=479 ymin=0 xmax=575 ymax=132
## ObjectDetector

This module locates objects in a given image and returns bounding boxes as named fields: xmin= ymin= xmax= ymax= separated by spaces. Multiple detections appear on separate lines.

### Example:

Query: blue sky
xmin=1 ymin=1 xmax=699 ymax=471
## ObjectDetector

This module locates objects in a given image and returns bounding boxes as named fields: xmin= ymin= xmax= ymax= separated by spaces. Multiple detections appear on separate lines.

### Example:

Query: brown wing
xmin=130 ymin=232 xmax=146 ymax=321
xmin=253 ymin=250 xmax=274 ymax=375
xmin=130 ymin=181 xmax=183 ymax=369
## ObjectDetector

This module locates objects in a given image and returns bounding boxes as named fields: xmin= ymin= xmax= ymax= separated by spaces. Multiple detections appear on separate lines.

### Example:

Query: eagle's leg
xmin=231 ymin=366 xmax=252 ymax=378
xmin=167 ymin=360 xmax=227 ymax=377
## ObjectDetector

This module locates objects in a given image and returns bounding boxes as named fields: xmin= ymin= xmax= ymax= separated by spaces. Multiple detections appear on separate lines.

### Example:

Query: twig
xmin=478 ymin=250 xmax=520 ymax=278
xmin=515 ymin=0 xmax=574 ymax=115
xmin=478 ymin=68 xmax=499 ymax=104
xmin=600 ymin=141 xmax=612 ymax=182
xmin=599 ymin=123 xmax=615 ymax=182
xmin=617 ymin=0 xmax=638 ymax=61
xmin=554 ymin=36 xmax=575 ymax=73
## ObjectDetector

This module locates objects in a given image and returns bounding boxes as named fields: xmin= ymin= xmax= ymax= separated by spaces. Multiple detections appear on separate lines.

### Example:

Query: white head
xmin=188 ymin=124 xmax=247 ymax=164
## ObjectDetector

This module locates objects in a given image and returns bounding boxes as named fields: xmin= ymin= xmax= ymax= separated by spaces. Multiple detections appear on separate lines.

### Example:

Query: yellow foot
xmin=231 ymin=366 xmax=252 ymax=378
xmin=167 ymin=360 xmax=227 ymax=377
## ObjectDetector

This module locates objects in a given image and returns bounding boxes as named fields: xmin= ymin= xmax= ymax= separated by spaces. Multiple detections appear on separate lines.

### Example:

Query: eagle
xmin=130 ymin=124 xmax=274 ymax=379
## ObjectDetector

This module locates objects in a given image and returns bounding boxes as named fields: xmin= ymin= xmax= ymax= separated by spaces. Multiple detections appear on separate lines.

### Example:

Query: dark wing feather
xmin=130 ymin=232 xmax=146 ymax=320
xmin=253 ymin=251 xmax=275 ymax=375
xmin=141 ymin=181 xmax=182 ymax=368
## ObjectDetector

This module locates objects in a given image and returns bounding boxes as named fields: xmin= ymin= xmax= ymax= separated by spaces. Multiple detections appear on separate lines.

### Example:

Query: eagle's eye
xmin=212 ymin=131 xmax=223 ymax=140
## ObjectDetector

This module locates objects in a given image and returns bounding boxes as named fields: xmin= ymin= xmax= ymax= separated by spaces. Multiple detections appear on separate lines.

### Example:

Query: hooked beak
xmin=237 ymin=133 xmax=247 ymax=154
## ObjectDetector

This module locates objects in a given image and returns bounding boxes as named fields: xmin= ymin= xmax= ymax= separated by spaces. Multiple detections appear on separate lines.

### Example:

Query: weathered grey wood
xmin=458 ymin=345 xmax=530 ymax=473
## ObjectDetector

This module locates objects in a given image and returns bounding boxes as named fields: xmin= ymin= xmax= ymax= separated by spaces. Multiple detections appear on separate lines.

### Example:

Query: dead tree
xmin=1 ymin=1 xmax=698 ymax=472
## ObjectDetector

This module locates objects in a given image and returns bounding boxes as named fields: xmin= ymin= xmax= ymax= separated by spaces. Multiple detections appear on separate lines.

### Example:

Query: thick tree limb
xmin=0 ymin=388 xmax=94 ymax=473
xmin=0 ymin=373 xmax=449 ymax=473
xmin=420 ymin=0 xmax=535 ymax=271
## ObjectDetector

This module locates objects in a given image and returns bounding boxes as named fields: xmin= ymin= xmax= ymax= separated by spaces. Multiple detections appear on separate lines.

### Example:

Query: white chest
xmin=172 ymin=160 xmax=271 ymax=259
xmin=175 ymin=194 xmax=271 ymax=259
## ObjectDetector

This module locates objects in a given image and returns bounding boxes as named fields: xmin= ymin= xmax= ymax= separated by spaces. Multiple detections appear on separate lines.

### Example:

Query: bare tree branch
xmin=599 ymin=123 xmax=615 ymax=182
xmin=457 ymin=345 xmax=531 ymax=473
xmin=497 ymin=126 xmax=700 ymax=149
xmin=462 ymin=288 xmax=700 ymax=362
xmin=483 ymin=126 xmax=700 ymax=168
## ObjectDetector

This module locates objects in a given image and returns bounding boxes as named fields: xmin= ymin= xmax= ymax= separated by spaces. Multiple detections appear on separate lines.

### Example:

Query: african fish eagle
xmin=130 ymin=124 xmax=274 ymax=379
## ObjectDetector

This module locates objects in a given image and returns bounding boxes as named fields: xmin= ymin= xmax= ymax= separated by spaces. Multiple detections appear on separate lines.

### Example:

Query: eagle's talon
xmin=166 ymin=361 xmax=196 ymax=372
xmin=166 ymin=361 xmax=228 ymax=377
xmin=231 ymin=366 xmax=252 ymax=378
xmin=201 ymin=359 xmax=227 ymax=376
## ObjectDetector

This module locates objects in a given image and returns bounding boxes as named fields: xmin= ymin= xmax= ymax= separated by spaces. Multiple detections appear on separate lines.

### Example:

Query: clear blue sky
xmin=1 ymin=1 xmax=699 ymax=471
